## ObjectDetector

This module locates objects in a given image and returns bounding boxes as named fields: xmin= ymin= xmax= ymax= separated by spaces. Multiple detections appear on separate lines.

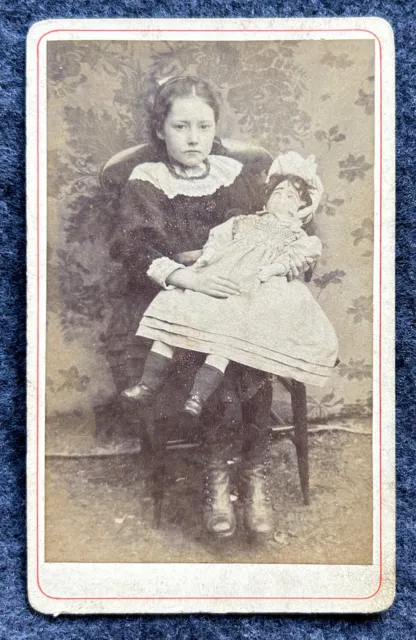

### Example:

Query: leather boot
xmin=202 ymin=443 xmax=236 ymax=538
xmin=240 ymin=424 xmax=274 ymax=537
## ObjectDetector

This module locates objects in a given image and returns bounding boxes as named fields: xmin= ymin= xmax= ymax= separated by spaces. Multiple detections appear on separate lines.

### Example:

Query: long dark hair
xmin=149 ymin=76 xmax=221 ymax=152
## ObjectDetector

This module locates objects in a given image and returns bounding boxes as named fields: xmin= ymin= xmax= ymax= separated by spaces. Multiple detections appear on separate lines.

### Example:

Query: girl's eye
xmin=173 ymin=124 xmax=186 ymax=130
xmin=200 ymin=124 xmax=212 ymax=130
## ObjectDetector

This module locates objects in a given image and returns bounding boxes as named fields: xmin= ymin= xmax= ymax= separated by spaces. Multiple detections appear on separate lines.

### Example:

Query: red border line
xmin=35 ymin=27 xmax=383 ymax=602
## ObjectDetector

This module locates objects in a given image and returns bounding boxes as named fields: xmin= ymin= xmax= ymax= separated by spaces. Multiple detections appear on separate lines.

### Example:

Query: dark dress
xmin=105 ymin=154 xmax=272 ymax=438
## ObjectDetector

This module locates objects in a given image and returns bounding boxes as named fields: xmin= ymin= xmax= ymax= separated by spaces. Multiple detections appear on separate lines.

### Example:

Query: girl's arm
xmin=168 ymin=217 xmax=240 ymax=297
xmin=112 ymin=178 xmax=241 ymax=297
xmin=110 ymin=179 xmax=186 ymax=290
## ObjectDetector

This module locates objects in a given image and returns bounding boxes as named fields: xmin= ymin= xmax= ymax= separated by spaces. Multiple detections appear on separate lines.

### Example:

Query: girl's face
xmin=157 ymin=95 xmax=217 ymax=167
xmin=266 ymin=180 xmax=304 ymax=218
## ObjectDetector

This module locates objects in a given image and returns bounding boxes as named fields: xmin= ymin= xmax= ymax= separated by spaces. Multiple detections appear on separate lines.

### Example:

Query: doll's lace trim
xmin=129 ymin=155 xmax=243 ymax=199
xmin=147 ymin=257 xmax=185 ymax=289
xmin=233 ymin=213 xmax=302 ymax=244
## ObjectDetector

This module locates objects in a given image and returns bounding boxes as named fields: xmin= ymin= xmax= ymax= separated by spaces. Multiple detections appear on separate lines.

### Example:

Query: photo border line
xmin=35 ymin=26 xmax=383 ymax=602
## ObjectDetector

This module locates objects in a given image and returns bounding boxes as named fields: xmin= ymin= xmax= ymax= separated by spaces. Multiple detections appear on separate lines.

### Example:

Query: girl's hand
xmin=258 ymin=263 xmax=286 ymax=282
xmin=167 ymin=267 xmax=241 ymax=298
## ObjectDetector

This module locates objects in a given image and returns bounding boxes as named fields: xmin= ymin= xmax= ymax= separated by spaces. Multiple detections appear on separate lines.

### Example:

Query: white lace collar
xmin=128 ymin=155 xmax=243 ymax=199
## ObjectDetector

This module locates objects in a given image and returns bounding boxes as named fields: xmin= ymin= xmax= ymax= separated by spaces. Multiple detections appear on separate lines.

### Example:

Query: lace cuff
xmin=147 ymin=257 xmax=185 ymax=290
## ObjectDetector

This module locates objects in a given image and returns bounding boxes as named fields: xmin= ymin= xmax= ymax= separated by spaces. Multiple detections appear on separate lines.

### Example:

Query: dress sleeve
xmin=271 ymin=231 xmax=322 ymax=275
xmin=285 ymin=230 xmax=322 ymax=261
xmin=193 ymin=217 xmax=236 ymax=269
xmin=109 ymin=178 xmax=184 ymax=289
xmin=202 ymin=217 xmax=235 ymax=253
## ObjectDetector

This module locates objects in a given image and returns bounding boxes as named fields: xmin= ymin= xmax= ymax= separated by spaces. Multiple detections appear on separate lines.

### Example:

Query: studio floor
xmin=45 ymin=420 xmax=373 ymax=565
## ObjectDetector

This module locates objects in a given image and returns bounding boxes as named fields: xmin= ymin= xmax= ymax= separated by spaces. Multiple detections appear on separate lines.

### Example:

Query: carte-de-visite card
xmin=26 ymin=17 xmax=395 ymax=614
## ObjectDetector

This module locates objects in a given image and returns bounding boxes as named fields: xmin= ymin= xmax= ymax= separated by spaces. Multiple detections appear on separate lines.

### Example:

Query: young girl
xmin=122 ymin=151 xmax=339 ymax=418
xmin=110 ymin=75 xmax=284 ymax=539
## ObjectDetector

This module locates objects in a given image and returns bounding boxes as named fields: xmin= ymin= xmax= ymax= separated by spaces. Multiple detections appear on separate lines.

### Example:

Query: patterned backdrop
xmin=46 ymin=39 xmax=375 ymax=426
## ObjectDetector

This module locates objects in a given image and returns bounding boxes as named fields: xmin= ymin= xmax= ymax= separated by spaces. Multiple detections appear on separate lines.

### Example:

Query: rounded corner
xmin=26 ymin=19 xmax=65 ymax=49
xmin=27 ymin=19 xmax=53 ymax=41
xmin=369 ymin=17 xmax=395 ymax=49
xmin=368 ymin=580 xmax=396 ymax=614
xmin=27 ymin=583 xmax=57 ymax=616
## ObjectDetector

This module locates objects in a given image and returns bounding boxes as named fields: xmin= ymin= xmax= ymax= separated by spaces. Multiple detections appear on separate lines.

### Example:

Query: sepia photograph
xmin=27 ymin=18 xmax=395 ymax=613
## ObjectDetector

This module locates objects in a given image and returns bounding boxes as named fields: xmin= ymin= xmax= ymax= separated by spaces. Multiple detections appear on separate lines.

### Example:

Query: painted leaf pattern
xmin=337 ymin=359 xmax=372 ymax=380
xmin=339 ymin=154 xmax=372 ymax=182
xmin=347 ymin=296 xmax=373 ymax=324
xmin=46 ymin=39 xmax=375 ymax=418
xmin=351 ymin=218 xmax=374 ymax=246
xmin=314 ymin=125 xmax=346 ymax=149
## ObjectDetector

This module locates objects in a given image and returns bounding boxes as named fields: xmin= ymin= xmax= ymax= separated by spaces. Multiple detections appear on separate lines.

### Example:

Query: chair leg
xmin=152 ymin=460 xmax=166 ymax=529
xmin=140 ymin=422 xmax=153 ymax=457
xmin=150 ymin=424 xmax=168 ymax=529
xmin=291 ymin=380 xmax=310 ymax=505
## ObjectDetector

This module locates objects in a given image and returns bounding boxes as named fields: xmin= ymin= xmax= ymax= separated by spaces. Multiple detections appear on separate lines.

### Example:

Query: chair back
xmin=100 ymin=138 xmax=273 ymax=192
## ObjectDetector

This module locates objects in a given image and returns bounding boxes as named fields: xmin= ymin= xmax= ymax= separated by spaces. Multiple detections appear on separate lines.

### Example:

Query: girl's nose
xmin=187 ymin=127 xmax=199 ymax=145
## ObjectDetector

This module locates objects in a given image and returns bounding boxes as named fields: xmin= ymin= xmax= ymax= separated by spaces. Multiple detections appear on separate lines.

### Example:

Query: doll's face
xmin=157 ymin=96 xmax=217 ymax=167
xmin=266 ymin=180 xmax=304 ymax=217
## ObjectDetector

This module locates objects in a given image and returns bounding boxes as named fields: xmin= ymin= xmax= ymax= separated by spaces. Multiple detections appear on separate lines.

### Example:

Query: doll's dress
xmin=137 ymin=212 xmax=339 ymax=387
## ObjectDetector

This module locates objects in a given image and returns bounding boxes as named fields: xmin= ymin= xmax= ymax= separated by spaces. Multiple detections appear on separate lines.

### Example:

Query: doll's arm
xmin=258 ymin=233 xmax=322 ymax=282
xmin=172 ymin=249 xmax=204 ymax=266
xmin=258 ymin=261 xmax=289 ymax=281
xmin=286 ymin=232 xmax=322 ymax=263
xmin=282 ymin=232 xmax=322 ymax=281
xmin=194 ymin=217 xmax=235 ymax=269
xmin=175 ymin=218 xmax=237 ymax=267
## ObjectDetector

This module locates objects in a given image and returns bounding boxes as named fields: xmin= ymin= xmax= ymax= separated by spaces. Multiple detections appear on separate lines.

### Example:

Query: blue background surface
xmin=1 ymin=1 xmax=414 ymax=637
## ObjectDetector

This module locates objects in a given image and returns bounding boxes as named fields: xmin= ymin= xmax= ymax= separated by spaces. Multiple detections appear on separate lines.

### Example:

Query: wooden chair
xmin=276 ymin=378 xmax=310 ymax=505
xmin=101 ymin=138 xmax=312 ymax=527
